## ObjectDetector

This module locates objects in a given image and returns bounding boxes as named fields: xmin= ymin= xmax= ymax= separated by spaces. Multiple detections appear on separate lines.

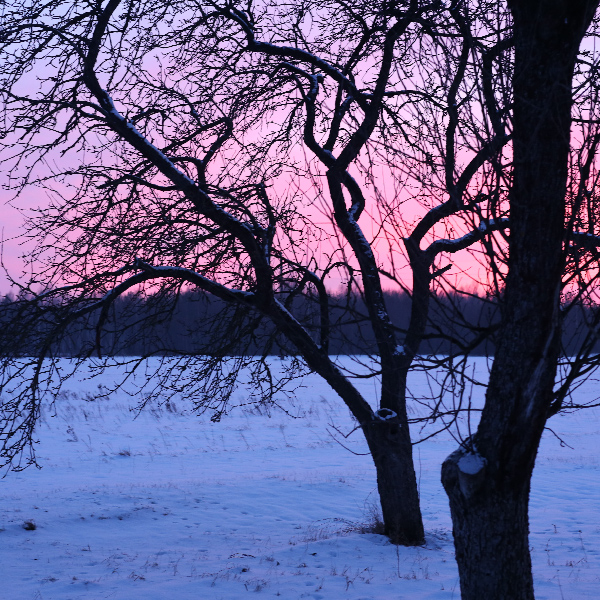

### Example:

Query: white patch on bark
xmin=454 ymin=445 xmax=488 ymax=498
xmin=458 ymin=451 xmax=487 ymax=475
xmin=375 ymin=408 xmax=398 ymax=421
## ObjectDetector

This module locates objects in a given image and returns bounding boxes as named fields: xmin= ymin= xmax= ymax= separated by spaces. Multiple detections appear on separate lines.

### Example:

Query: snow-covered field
xmin=1 ymin=357 xmax=599 ymax=600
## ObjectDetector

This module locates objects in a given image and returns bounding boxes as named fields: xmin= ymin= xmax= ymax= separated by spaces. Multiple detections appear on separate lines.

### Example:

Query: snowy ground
xmin=1 ymin=357 xmax=599 ymax=600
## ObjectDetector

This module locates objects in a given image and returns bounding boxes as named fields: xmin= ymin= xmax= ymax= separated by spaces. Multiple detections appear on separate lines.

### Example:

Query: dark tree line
xmin=2 ymin=289 xmax=599 ymax=357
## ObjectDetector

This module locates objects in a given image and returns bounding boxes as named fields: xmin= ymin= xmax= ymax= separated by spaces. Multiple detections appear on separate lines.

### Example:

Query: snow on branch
xmin=132 ymin=260 xmax=256 ymax=304
xmin=570 ymin=231 xmax=600 ymax=251
xmin=219 ymin=6 xmax=367 ymax=110
xmin=426 ymin=218 xmax=509 ymax=258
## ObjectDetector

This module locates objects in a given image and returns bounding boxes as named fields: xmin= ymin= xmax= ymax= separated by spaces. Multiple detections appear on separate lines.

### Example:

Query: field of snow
xmin=1 ymin=357 xmax=599 ymax=600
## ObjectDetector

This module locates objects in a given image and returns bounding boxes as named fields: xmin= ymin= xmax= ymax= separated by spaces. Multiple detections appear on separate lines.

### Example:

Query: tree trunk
xmin=272 ymin=311 xmax=425 ymax=545
xmin=362 ymin=413 xmax=424 ymax=545
xmin=442 ymin=2 xmax=598 ymax=598
xmin=443 ymin=449 xmax=534 ymax=600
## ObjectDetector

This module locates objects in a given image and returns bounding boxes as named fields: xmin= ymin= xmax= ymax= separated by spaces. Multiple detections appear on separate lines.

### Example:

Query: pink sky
xmin=1 ymin=189 xmax=40 ymax=293
xmin=0 ymin=178 xmax=493 ymax=297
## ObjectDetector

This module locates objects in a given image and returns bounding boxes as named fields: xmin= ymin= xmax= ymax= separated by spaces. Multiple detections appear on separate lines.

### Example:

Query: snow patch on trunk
xmin=375 ymin=408 xmax=398 ymax=421
xmin=458 ymin=450 xmax=487 ymax=475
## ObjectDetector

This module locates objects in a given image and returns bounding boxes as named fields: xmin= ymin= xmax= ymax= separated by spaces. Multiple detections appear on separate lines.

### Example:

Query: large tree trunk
xmin=443 ymin=454 xmax=533 ymax=600
xmin=362 ymin=412 xmax=425 ymax=545
xmin=442 ymin=2 xmax=598 ymax=599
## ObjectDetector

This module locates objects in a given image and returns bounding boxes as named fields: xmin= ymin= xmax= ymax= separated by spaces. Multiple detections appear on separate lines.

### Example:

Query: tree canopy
xmin=3 ymin=1 xmax=600 ymax=597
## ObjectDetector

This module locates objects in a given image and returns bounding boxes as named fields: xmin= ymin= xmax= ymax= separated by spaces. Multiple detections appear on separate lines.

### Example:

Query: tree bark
xmin=443 ymin=449 xmax=534 ymax=600
xmin=362 ymin=412 xmax=425 ymax=545
xmin=442 ymin=2 xmax=598 ymax=598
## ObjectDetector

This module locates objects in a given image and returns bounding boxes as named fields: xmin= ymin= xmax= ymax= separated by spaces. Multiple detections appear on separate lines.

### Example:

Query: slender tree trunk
xmin=362 ymin=411 xmax=424 ymax=545
xmin=442 ymin=2 xmax=598 ymax=598
xmin=272 ymin=305 xmax=425 ymax=544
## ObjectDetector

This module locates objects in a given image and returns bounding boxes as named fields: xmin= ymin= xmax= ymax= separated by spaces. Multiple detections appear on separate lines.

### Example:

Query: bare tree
xmin=0 ymin=0 xmax=491 ymax=547
xmin=3 ymin=2 xmax=600 ymax=594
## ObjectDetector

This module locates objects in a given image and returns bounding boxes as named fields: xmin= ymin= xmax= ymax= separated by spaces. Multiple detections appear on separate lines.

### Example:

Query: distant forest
xmin=1 ymin=290 xmax=598 ymax=357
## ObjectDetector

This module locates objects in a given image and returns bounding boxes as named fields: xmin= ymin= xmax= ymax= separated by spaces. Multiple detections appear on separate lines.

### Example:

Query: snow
xmin=572 ymin=231 xmax=600 ymax=249
xmin=1 ymin=356 xmax=599 ymax=599
xmin=134 ymin=260 xmax=256 ymax=301
xmin=102 ymin=92 xmax=195 ymax=189
xmin=477 ymin=218 xmax=509 ymax=234
xmin=457 ymin=450 xmax=486 ymax=475
xmin=375 ymin=409 xmax=397 ymax=421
